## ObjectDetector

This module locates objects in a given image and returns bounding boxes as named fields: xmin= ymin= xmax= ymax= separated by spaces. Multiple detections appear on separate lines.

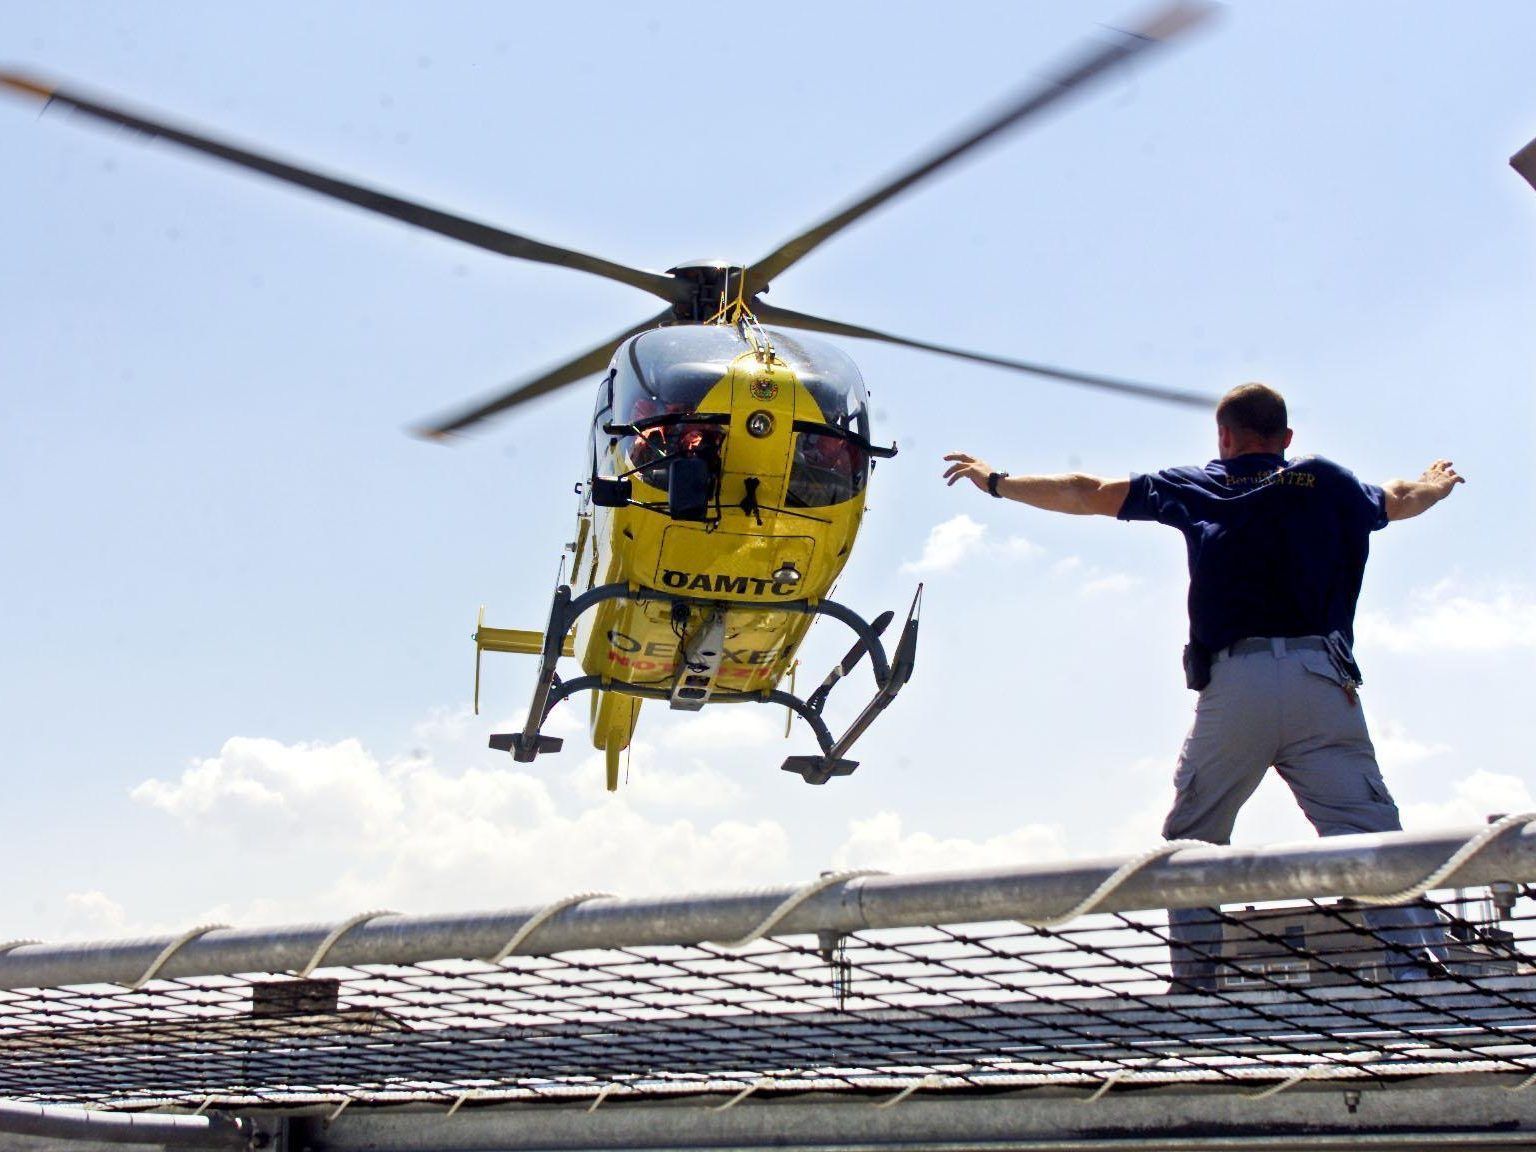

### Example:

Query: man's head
xmin=1216 ymin=382 xmax=1293 ymax=459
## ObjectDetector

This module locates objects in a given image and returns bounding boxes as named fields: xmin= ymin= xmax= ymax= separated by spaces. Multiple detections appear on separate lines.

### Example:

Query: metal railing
xmin=0 ymin=822 xmax=1532 ymax=1114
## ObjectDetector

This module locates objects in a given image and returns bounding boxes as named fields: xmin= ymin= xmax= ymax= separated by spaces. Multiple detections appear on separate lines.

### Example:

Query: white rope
xmin=1015 ymin=818 xmax=1533 ymax=930
xmin=1505 ymin=1067 xmax=1536 ymax=1093
xmin=1354 ymin=812 xmax=1536 ymax=905
xmin=299 ymin=910 xmax=396 ymax=978
xmin=709 ymin=870 xmax=886 ymax=950
xmin=873 ymin=1074 xmax=943 ymax=1109
xmin=1243 ymin=1065 xmax=1328 ymax=1099
xmin=1022 ymin=841 xmax=1210 ymax=928
xmin=485 ymin=892 xmax=613 ymax=964
xmin=192 ymin=1096 xmax=216 ymax=1116
xmin=710 ymin=1079 xmax=772 ymax=1111
xmin=446 ymin=1089 xmax=477 ymax=1116
xmin=1080 ymin=1070 xmax=1127 ymax=1102
xmin=326 ymin=1097 xmax=351 ymax=1122
xmin=586 ymin=1084 xmax=619 ymax=1112
xmin=1244 ymin=1051 xmax=1376 ymax=1099
xmin=128 ymin=923 xmax=230 ymax=990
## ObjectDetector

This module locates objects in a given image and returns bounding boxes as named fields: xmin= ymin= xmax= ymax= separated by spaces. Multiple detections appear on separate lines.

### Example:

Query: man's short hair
xmin=1216 ymin=383 xmax=1288 ymax=439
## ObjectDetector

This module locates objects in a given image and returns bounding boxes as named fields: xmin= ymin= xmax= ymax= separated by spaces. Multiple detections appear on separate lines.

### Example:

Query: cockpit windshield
xmin=773 ymin=332 xmax=871 ymax=508
xmin=598 ymin=325 xmax=873 ymax=505
xmin=770 ymin=331 xmax=869 ymax=433
xmin=619 ymin=326 xmax=744 ymax=415
xmin=611 ymin=327 xmax=742 ymax=487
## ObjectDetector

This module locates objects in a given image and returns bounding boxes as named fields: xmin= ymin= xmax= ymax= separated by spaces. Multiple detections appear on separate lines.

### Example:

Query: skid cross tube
xmin=494 ymin=581 xmax=908 ymax=774
xmin=545 ymin=675 xmax=841 ymax=756
xmin=806 ymin=609 xmax=894 ymax=715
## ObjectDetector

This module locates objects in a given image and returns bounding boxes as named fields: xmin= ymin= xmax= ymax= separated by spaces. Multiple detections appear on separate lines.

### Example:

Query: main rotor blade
xmin=1513 ymin=136 xmax=1536 ymax=193
xmin=416 ymin=310 xmax=671 ymax=439
xmin=752 ymin=300 xmax=1214 ymax=409
xmin=0 ymin=71 xmax=683 ymax=304
xmin=748 ymin=3 xmax=1213 ymax=288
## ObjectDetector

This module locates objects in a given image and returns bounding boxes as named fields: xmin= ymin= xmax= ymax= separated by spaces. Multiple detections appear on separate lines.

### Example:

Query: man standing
xmin=943 ymin=383 xmax=1463 ymax=987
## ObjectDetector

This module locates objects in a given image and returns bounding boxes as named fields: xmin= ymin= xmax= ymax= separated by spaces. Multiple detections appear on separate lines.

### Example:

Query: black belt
xmin=1213 ymin=635 xmax=1329 ymax=663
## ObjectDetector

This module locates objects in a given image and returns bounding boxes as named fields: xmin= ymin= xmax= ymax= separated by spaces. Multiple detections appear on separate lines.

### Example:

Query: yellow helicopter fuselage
xmin=475 ymin=319 xmax=917 ymax=790
xmin=569 ymin=325 xmax=871 ymax=782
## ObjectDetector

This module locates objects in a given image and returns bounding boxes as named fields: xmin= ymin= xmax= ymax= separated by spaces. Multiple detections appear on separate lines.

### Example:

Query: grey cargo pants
xmin=1162 ymin=637 xmax=1445 ymax=987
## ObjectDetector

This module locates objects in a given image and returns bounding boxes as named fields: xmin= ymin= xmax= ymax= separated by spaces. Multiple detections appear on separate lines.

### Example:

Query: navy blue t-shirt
xmin=1117 ymin=453 xmax=1388 ymax=652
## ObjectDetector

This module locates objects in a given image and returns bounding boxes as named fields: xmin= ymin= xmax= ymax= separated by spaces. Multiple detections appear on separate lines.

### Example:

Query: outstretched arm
xmin=1383 ymin=459 xmax=1464 ymax=521
xmin=943 ymin=453 xmax=1128 ymax=517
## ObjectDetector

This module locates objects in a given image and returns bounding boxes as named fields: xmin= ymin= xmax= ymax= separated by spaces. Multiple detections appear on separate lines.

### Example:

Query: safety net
xmin=0 ymin=888 xmax=1532 ymax=1111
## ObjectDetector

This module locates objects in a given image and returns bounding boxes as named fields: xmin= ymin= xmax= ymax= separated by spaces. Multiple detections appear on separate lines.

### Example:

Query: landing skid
xmin=488 ymin=582 xmax=921 ymax=784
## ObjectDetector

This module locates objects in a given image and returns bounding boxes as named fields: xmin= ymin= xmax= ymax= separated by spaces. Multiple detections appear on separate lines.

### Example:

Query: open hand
xmin=1420 ymin=459 xmax=1465 ymax=494
xmin=943 ymin=452 xmax=993 ymax=491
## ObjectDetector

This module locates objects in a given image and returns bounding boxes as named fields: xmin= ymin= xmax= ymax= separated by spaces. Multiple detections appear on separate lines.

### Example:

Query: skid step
xmin=781 ymin=756 xmax=859 ymax=785
xmin=490 ymin=733 xmax=564 ymax=762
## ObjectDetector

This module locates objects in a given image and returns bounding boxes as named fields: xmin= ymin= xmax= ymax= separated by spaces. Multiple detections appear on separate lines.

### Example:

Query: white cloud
xmin=127 ymin=732 xmax=791 ymax=927
xmin=830 ymin=811 xmax=1067 ymax=873
xmin=131 ymin=736 xmax=406 ymax=845
xmin=562 ymin=740 xmax=746 ymax=809
xmin=1370 ymin=718 xmax=1451 ymax=775
xmin=998 ymin=537 xmax=1043 ymax=560
xmin=1081 ymin=572 xmax=1139 ymax=596
xmin=404 ymin=702 xmax=585 ymax=758
xmin=1049 ymin=554 xmax=1138 ymax=597
xmin=656 ymin=707 xmax=779 ymax=751
xmin=900 ymin=514 xmax=1040 ymax=574
xmin=59 ymin=891 xmax=129 ymax=939
xmin=409 ymin=704 xmax=482 ymax=748
xmin=898 ymin=516 xmax=1138 ymax=595
xmin=901 ymin=514 xmax=987 ymax=573
xmin=1358 ymin=581 xmax=1536 ymax=653
xmin=1099 ymin=756 xmax=1182 ymax=853
xmin=351 ymin=788 xmax=788 ymax=916
xmin=1400 ymin=770 xmax=1536 ymax=830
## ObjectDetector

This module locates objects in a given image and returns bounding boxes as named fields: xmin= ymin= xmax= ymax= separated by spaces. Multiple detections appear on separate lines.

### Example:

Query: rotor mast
xmin=665 ymin=261 xmax=758 ymax=324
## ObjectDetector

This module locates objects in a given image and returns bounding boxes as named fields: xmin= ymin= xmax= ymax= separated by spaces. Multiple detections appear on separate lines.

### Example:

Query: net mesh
xmin=0 ymin=889 xmax=1533 ymax=1111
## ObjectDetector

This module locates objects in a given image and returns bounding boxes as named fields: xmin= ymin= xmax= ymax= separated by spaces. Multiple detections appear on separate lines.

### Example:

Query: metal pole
xmin=0 ymin=1100 xmax=247 ymax=1148
xmin=0 ymin=823 xmax=1531 ymax=990
xmin=312 ymin=1080 xmax=1536 ymax=1152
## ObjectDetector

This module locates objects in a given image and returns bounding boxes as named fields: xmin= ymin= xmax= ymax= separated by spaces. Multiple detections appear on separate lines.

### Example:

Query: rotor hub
xmin=665 ymin=261 xmax=761 ymax=323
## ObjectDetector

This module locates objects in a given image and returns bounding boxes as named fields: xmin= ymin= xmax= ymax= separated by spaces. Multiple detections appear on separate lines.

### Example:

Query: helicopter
xmin=2 ymin=4 xmax=1214 ymax=791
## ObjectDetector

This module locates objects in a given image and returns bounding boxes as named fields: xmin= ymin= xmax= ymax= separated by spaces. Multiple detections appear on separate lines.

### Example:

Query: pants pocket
xmin=1297 ymin=649 xmax=1345 ymax=687
xmin=1364 ymin=770 xmax=1395 ymax=806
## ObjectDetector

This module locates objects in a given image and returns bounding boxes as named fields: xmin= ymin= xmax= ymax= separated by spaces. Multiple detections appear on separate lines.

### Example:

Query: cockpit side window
xmin=786 ymin=430 xmax=867 ymax=508
xmin=588 ymin=369 xmax=616 ymax=488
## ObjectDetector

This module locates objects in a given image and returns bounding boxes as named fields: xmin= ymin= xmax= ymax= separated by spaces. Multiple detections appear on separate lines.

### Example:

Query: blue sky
xmin=3 ymin=2 xmax=1534 ymax=939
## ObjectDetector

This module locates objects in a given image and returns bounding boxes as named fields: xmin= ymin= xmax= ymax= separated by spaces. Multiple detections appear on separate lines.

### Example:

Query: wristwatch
xmin=987 ymin=471 xmax=1009 ymax=498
